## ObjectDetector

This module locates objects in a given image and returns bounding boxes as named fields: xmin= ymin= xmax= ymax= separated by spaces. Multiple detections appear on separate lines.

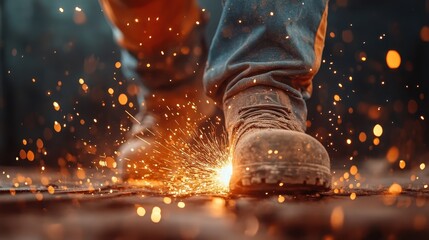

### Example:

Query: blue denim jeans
xmin=100 ymin=0 xmax=328 ymax=104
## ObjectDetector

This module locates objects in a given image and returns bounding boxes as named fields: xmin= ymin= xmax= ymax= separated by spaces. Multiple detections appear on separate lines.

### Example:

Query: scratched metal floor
xmin=1 ymin=162 xmax=428 ymax=240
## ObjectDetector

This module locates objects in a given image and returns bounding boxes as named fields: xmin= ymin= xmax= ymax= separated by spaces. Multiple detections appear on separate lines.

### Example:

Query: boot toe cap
xmin=230 ymin=129 xmax=331 ymax=194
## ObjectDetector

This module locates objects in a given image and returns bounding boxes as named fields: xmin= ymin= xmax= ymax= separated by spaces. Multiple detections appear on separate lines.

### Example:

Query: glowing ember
xmin=386 ymin=50 xmax=401 ymax=69
xmin=47 ymin=186 xmax=55 ymax=194
xmin=111 ymin=176 xmax=118 ymax=183
xmin=177 ymin=201 xmax=186 ymax=208
xmin=136 ymin=207 xmax=146 ymax=217
xmin=373 ymin=138 xmax=380 ymax=146
xmin=53 ymin=102 xmax=60 ymax=111
xmin=118 ymin=94 xmax=128 ymax=105
xmin=399 ymin=160 xmax=406 ymax=169
xmin=27 ymin=150 xmax=35 ymax=161
xmin=358 ymin=132 xmax=367 ymax=142
xmin=373 ymin=124 xmax=383 ymax=137
xmin=53 ymin=121 xmax=62 ymax=133
xmin=388 ymin=183 xmax=402 ymax=195
xmin=333 ymin=94 xmax=341 ymax=102
xmin=151 ymin=207 xmax=162 ymax=223
xmin=349 ymin=165 xmax=358 ymax=175
xmin=163 ymin=197 xmax=172 ymax=204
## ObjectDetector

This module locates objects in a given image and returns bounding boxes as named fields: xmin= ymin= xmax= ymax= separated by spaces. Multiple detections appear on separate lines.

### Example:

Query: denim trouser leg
xmin=101 ymin=0 xmax=328 ymax=105
xmin=203 ymin=0 xmax=329 ymax=103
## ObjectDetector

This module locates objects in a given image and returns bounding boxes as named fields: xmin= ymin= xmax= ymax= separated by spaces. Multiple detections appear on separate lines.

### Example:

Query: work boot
xmin=118 ymin=76 xmax=217 ymax=186
xmin=223 ymin=86 xmax=331 ymax=194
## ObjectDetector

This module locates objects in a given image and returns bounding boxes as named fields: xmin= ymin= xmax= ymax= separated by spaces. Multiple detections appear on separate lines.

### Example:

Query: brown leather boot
xmin=223 ymin=86 xmax=331 ymax=194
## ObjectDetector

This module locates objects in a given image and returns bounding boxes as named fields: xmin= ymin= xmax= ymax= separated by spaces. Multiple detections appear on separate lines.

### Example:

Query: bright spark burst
xmin=124 ymin=105 xmax=232 ymax=196
xmin=160 ymin=127 xmax=233 ymax=196
xmin=213 ymin=159 xmax=233 ymax=189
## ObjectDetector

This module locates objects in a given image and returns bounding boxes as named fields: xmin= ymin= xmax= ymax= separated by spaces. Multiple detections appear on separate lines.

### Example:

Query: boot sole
xmin=230 ymin=162 xmax=331 ymax=195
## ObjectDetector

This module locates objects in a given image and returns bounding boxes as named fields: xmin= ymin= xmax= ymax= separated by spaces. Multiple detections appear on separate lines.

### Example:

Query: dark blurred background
xmin=309 ymin=0 xmax=429 ymax=169
xmin=0 ymin=0 xmax=428 ymax=172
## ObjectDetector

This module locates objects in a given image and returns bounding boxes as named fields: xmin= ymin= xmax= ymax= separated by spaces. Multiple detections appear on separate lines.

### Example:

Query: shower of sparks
xmin=157 ymin=127 xmax=232 ymax=196
xmin=123 ymin=106 xmax=233 ymax=196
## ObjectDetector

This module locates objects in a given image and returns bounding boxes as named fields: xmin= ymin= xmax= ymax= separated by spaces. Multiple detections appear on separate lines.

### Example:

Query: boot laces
xmin=231 ymin=104 xmax=304 ymax=145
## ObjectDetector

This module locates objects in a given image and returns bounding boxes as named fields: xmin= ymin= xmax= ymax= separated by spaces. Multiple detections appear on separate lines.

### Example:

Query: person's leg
xmin=100 ymin=0 xmax=215 ymax=181
xmin=204 ymin=0 xmax=328 ymax=101
xmin=204 ymin=0 xmax=331 ymax=193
